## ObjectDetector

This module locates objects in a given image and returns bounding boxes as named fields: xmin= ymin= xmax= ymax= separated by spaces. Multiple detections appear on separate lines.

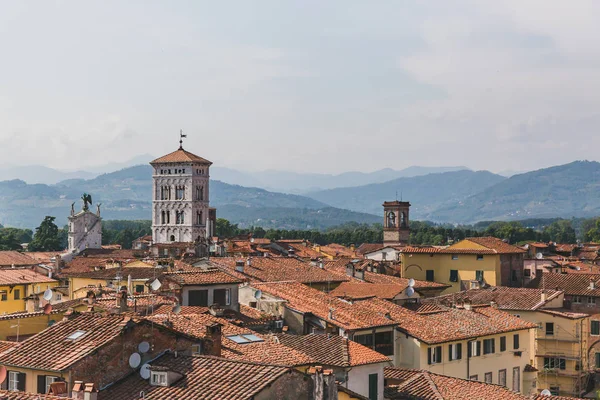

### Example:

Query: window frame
xmin=546 ymin=322 xmax=554 ymax=336
xmin=593 ymin=321 xmax=600 ymax=336
xmin=14 ymin=289 xmax=20 ymax=300
xmin=500 ymin=336 xmax=506 ymax=352
xmin=151 ymin=372 xmax=168 ymax=387
xmin=8 ymin=371 xmax=19 ymax=391
xmin=448 ymin=343 xmax=462 ymax=361
xmin=513 ymin=334 xmax=519 ymax=350
xmin=483 ymin=338 xmax=495 ymax=355
xmin=45 ymin=376 xmax=58 ymax=394
xmin=498 ymin=369 xmax=507 ymax=387
xmin=573 ymin=295 xmax=582 ymax=304
xmin=425 ymin=270 xmax=434 ymax=282
xmin=428 ymin=346 xmax=442 ymax=364
xmin=484 ymin=372 xmax=492 ymax=384
xmin=449 ymin=270 xmax=458 ymax=282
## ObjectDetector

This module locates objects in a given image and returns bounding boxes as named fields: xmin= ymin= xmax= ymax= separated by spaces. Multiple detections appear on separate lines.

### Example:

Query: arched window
xmin=170 ymin=235 xmax=175 ymax=242
xmin=387 ymin=212 xmax=396 ymax=228
xmin=161 ymin=211 xmax=165 ymax=224
xmin=401 ymin=212 xmax=407 ymax=228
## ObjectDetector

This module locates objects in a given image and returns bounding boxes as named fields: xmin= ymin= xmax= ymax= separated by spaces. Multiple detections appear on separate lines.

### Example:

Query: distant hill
xmin=0 ymin=165 xmax=377 ymax=230
xmin=307 ymin=170 xmax=506 ymax=217
xmin=429 ymin=161 xmax=600 ymax=223
xmin=211 ymin=165 xmax=470 ymax=194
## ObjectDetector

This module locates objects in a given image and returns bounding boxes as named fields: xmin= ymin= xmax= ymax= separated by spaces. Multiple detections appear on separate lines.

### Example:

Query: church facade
xmin=150 ymin=145 xmax=214 ymax=244
xmin=67 ymin=198 xmax=102 ymax=253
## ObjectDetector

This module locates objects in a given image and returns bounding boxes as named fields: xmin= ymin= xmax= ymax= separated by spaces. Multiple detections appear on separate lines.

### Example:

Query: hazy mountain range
xmin=1 ymin=160 xmax=600 ymax=230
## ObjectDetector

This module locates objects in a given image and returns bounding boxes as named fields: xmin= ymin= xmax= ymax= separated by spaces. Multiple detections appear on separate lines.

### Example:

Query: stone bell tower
xmin=150 ymin=131 xmax=214 ymax=244
xmin=382 ymin=201 xmax=410 ymax=246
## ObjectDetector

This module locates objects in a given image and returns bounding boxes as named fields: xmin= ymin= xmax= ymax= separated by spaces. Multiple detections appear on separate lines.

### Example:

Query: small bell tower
xmin=382 ymin=201 xmax=410 ymax=246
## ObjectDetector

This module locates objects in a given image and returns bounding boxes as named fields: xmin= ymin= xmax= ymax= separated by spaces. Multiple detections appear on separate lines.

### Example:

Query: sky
xmin=1 ymin=1 xmax=600 ymax=175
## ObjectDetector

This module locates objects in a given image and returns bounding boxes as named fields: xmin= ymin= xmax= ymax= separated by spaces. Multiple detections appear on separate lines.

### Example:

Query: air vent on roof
xmin=67 ymin=330 xmax=86 ymax=340
xmin=226 ymin=334 xmax=264 ymax=344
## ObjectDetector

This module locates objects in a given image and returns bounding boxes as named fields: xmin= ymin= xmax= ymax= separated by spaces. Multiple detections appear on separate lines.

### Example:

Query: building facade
xmin=150 ymin=145 xmax=213 ymax=244
xmin=67 ymin=200 xmax=102 ymax=254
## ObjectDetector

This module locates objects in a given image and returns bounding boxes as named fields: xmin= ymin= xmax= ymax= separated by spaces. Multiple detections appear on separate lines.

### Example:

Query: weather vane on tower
xmin=179 ymin=129 xmax=187 ymax=149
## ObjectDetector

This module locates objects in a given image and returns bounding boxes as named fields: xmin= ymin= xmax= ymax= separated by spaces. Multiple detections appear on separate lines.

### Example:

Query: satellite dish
xmin=408 ymin=278 xmax=415 ymax=287
xmin=540 ymin=389 xmax=552 ymax=396
xmin=536 ymin=253 xmax=543 ymax=260
xmin=0 ymin=366 xmax=6 ymax=385
xmin=43 ymin=303 xmax=53 ymax=315
xmin=406 ymin=287 xmax=415 ymax=297
xmin=254 ymin=290 xmax=262 ymax=299
xmin=129 ymin=353 xmax=142 ymax=368
xmin=140 ymin=363 xmax=151 ymax=379
xmin=43 ymin=289 xmax=53 ymax=301
xmin=151 ymin=279 xmax=162 ymax=291
xmin=138 ymin=341 xmax=150 ymax=353
xmin=172 ymin=304 xmax=182 ymax=314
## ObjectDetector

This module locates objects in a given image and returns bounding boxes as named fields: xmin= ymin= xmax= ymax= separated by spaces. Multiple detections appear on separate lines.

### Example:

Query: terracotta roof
xmin=26 ymin=252 xmax=59 ymax=264
xmin=555 ymin=244 xmax=578 ymax=253
xmin=0 ymin=269 xmax=57 ymax=285
xmin=0 ymin=313 xmax=135 ymax=371
xmin=401 ymin=246 xmax=496 ymax=255
xmin=78 ymin=248 xmax=140 ymax=259
xmin=252 ymin=281 xmax=397 ymax=331
xmin=577 ymin=250 xmax=599 ymax=261
xmin=275 ymin=241 xmax=323 ymax=259
xmin=527 ymin=273 xmax=600 ymax=297
xmin=150 ymin=148 xmax=212 ymax=165
xmin=424 ymin=287 xmax=563 ymax=311
xmin=329 ymin=282 xmax=405 ymax=300
xmin=162 ymin=269 xmax=243 ymax=286
xmin=62 ymin=267 xmax=158 ymax=280
xmin=0 ymin=340 xmax=18 ymax=354
xmin=146 ymin=313 xmax=313 ymax=366
xmin=274 ymin=333 xmax=390 ymax=367
xmin=384 ymin=368 xmax=529 ymax=399
xmin=0 ymin=391 xmax=75 ymax=400
xmin=0 ymin=251 xmax=37 ymax=266
xmin=317 ymin=244 xmax=356 ymax=258
xmin=362 ymin=298 xmax=536 ymax=345
xmin=538 ymin=308 xmax=589 ymax=319
xmin=356 ymin=243 xmax=382 ymax=256
xmin=212 ymin=257 xmax=348 ymax=284
xmin=459 ymin=237 xmax=526 ymax=254
xmin=528 ymin=242 xmax=549 ymax=248
xmin=102 ymin=353 xmax=294 ymax=400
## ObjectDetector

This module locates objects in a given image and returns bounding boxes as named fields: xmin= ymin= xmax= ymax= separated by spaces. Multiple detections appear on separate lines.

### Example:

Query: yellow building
xmin=424 ymin=286 xmax=589 ymax=397
xmin=65 ymin=267 xmax=156 ymax=299
xmin=362 ymin=297 xmax=537 ymax=395
xmin=0 ymin=269 xmax=59 ymax=314
xmin=400 ymin=237 xmax=526 ymax=294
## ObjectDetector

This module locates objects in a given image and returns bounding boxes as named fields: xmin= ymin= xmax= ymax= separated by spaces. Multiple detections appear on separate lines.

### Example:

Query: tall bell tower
xmin=150 ymin=132 xmax=213 ymax=244
xmin=382 ymin=200 xmax=410 ymax=246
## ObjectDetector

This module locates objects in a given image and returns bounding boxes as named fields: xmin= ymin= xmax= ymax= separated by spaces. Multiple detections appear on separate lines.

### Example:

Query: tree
xmin=28 ymin=216 xmax=63 ymax=251
xmin=542 ymin=220 xmax=577 ymax=244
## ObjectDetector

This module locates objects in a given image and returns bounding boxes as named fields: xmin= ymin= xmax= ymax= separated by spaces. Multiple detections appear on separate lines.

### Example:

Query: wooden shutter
xmin=467 ymin=342 xmax=472 ymax=357
xmin=476 ymin=341 xmax=481 ymax=356
xmin=457 ymin=343 xmax=462 ymax=360
xmin=427 ymin=348 xmax=432 ymax=364
xmin=491 ymin=338 xmax=495 ymax=353
xmin=37 ymin=375 xmax=46 ymax=394
xmin=448 ymin=345 xmax=453 ymax=361
xmin=435 ymin=347 xmax=442 ymax=363
xmin=17 ymin=372 xmax=26 ymax=391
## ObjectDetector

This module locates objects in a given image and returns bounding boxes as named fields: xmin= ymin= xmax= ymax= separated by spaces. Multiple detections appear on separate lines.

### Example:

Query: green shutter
xmin=37 ymin=375 xmax=46 ymax=394
xmin=457 ymin=343 xmax=462 ymax=360
xmin=368 ymin=373 xmax=378 ymax=400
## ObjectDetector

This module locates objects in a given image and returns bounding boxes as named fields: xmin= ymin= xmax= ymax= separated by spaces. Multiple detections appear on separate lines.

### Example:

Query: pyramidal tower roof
xmin=151 ymin=147 xmax=212 ymax=165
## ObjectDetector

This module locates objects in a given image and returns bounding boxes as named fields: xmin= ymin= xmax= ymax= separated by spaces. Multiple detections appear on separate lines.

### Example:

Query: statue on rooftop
xmin=81 ymin=193 xmax=93 ymax=212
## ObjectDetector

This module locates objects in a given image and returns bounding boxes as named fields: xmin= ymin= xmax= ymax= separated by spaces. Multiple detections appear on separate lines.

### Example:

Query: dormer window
xmin=66 ymin=330 xmax=86 ymax=340
xmin=151 ymin=372 xmax=168 ymax=387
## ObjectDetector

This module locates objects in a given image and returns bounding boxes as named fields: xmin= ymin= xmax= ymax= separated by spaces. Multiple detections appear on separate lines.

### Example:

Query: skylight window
xmin=66 ymin=330 xmax=86 ymax=340
xmin=226 ymin=334 xmax=264 ymax=344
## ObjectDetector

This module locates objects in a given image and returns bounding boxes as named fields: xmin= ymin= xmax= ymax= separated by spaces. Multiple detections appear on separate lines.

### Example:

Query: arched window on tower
xmin=387 ymin=212 xmax=396 ymax=228
xmin=170 ymin=235 xmax=175 ymax=242
xmin=161 ymin=211 xmax=165 ymax=224
xmin=401 ymin=212 xmax=407 ymax=228
xmin=176 ymin=186 xmax=185 ymax=200
xmin=196 ymin=186 xmax=204 ymax=201
xmin=166 ymin=211 xmax=170 ymax=224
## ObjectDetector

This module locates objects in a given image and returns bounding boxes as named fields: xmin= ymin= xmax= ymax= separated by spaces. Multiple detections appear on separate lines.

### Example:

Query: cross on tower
xmin=179 ymin=129 xmax=187 ymax=149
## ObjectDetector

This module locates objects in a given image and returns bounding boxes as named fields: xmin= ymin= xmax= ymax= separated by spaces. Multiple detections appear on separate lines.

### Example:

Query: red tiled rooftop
xmin=275 ymin=333 xmax=391 ymax=367
xmin=384 ymin=368 xmax=529 ymax=399
xmin=150 ymin=148 xmax=212 ymax=165
xmin=425 ymin=287 xmax=563 ymax=311
xmin=252 ymin=281 xmax=397 ymax=331
xmin=212 ymin=256 xmax=348 ymax=284
xmin=362 ymin=298 xmax=536 ymax=345
xmin=0 ymin=269 xmax=57 ymax=285
xmin=102 ymin=353 xmax=293 ymax=400
xmin=459 ymin=237 xmax=526 ymax=254
xmin=0 ymin=391 xmax=75 ymax=400
xmin=162 ymin=269 xmax=243 ymax=286
xmin=527 ymin=272 xmax=600 ymax=297
xmin=0 ymin=251 xmax=37 ymax=266
xmin=146 ymin=313 xmax=313 ymax=367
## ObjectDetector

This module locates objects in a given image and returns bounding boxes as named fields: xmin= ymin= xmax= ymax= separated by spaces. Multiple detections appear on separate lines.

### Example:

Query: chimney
xmin=83 ymin=383 xmax=98 ymax=400
xmin=288 ymin=248 xmax=295 ymax=257
xmin=206 ymin=323 xmax=222 ymax=357
xmin=463 ymin=298 xmax=472 ymax=311
xmin=308 ymin=367 xmax=337 ymax=400
xmin=318 ymin=260 xmax=324 ymax=269
xmin=235 ymin=260 xmax=245 ymax=273
xmin=541 ymin=291 xmax=547 ymax=303
xmin=118 ymin=288 xmax=128 ymax=313
xmin=246 ymin=257 xmax=252 ymax=267
xmin=590 ymin=280 xmax=596 ymax=290
xmin=490 ymin=301 xmax=498 ymax=309
xmin=71 ymin=381 xmax=84 ymax=400
xmin=328 ymin=308 xmax=336 ymax=320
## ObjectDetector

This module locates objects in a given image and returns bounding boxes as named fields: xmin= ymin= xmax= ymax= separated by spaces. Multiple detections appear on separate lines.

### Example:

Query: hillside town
xmin=0 ymin=143 xmax=597 ymax=400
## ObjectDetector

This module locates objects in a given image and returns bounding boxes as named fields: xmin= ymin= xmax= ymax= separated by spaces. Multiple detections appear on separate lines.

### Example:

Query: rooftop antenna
xmin=179 ymin=129 xmax=187 ymax=149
